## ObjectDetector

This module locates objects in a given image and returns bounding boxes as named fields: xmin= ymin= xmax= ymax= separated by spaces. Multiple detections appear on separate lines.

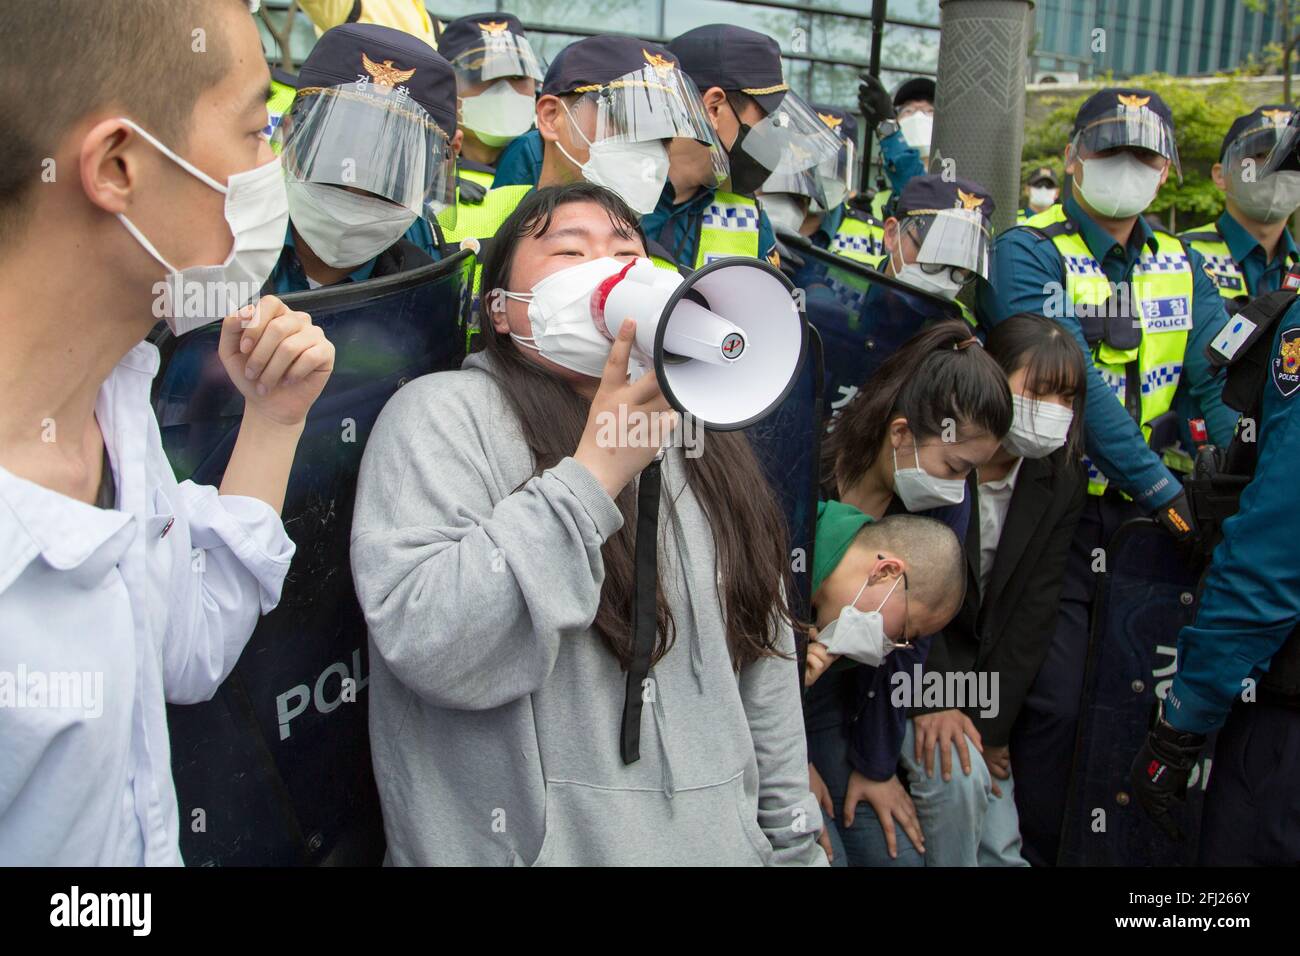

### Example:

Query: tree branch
xmin=259 ymin=0 xmax=300 ymax=71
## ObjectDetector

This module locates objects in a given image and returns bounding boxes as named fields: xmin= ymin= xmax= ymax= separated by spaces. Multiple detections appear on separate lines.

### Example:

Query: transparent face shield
xmin=735 ymin=90 xmax=842 ymax=176
xmin=898 ymin=208 xmax=992 ymax=284
xmin=1259 ymin=111 xmax=1300 ymax=176
xmin=760 ymin=163 xmax=828 ymax=209
xmin=449 ymin=29 xmax=545 ymax=86
xmin=1072 ymin=106 xmax=1181 ymax=179
xmin=565 ymin=64 xmax=729 ymax=184
xmin=275 ymin=83 xmax=457 ymax=223
xmin=811 ymin=137 xmax=857 ymax=212
xmin=667 ymin=134 xmax=730 ymax=192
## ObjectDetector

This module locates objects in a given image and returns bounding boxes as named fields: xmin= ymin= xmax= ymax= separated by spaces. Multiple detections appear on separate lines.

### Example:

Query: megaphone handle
xmin=620 ymin=457 xmax=662 ymax=765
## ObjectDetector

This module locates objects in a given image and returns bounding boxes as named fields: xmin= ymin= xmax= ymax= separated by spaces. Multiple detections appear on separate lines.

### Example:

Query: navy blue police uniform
xmin=977 ymin=88 xmax=1231 ymax=865
xmin=1131 ymin=117 xmax=1300 ymax=861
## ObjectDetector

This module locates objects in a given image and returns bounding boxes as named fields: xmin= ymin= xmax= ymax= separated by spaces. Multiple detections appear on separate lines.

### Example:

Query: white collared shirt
xmin=0 ymin=341 xmax=294 ymax=865
xmin=976 ymin=457 xmax=1023 ymax=598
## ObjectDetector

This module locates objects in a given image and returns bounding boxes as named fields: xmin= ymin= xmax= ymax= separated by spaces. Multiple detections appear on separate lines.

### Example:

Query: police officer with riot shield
xmin=1131 ymin=112 xmax=1300 ymax=864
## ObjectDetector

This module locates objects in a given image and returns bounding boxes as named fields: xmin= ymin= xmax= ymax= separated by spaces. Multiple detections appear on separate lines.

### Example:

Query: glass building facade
xmin=1032 ymin=0 xmax=1285 ymax=81
xmin=258 ymin=0 xmax=944 ymax=115
xmin=256 ymin=0 xmax=1283 ymax=179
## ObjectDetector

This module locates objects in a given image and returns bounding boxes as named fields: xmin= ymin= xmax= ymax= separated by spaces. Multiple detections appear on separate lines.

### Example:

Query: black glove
xmin=857 ymin=72 xmax=895 ymax=128
xmin=847 ymin=191 xmax=876 ymax=218
xmin=1153 ymin=490 xmax=1197 ymax=543
xmin=1129 ymin=703 xmax=1206 ymax=841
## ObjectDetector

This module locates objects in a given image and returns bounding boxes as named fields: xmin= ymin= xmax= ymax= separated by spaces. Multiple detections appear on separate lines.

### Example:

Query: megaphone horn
xmin=592 ymin=257 xmax=806 ymax=430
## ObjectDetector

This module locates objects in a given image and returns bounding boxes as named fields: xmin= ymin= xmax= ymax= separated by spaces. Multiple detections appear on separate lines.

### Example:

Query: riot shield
xmin=781 ymin=233 xmax=963 ymax=419
xmin=156 ymin=251 xmax=474 ymax=866
xmin=745 ymin=325 xmax=824 ymax=625
xmin=1059 ymin=518 xmax=1214 ymax=866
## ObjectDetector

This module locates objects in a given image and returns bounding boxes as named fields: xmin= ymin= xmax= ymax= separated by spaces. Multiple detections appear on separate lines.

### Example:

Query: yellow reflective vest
xmin=829 ymin=209 xmax=886 ymax=267
xmin=650 ymin=191 xmax=763 ymax=273
xmin=1179 ymin=222 xmax=1248 ymax=301
xmin=1025 ymin=204 xmax=1194 ymax=494
xmin=266 ymin=79 xmax=297 ymax=154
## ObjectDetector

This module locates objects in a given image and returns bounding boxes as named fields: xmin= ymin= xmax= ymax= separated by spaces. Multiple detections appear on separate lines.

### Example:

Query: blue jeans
xmin=900 ymin=719 xmax=1028 ymax=867
xmin=806 ymin=719 xmax=923 ymax=867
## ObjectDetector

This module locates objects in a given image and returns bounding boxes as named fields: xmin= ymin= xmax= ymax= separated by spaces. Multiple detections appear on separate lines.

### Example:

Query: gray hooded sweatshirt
xmin=350 ymin=352 xmax=826 ymax=866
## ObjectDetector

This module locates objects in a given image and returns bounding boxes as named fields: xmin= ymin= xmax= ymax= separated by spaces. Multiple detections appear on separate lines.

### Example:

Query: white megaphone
xmin=591 ymin=257 xmax=806 ymax=430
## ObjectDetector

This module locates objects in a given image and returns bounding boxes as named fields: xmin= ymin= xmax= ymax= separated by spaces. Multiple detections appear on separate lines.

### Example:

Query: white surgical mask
xmin=1077 ymin=152 xmax=1163 ymax=218
xmin=557 ymin=101 xmax=669 ymax=215
xmin=502 ymin=256 xmax=634 ymax=377
xmin=762 ymin=193 xmax=807 ymax=236
xmin=461 ymin=80 xmax=536 ymax=147
xmin=1028 ymin=185 xmax=1058 ymax=210
xmin=286 ymin=181 xmax=417 ymax=269
xmin=1002 ymin=393 xmax=1073 ymax=459
xmin=891 ymin=247 xmax=964 ymax=301
xmin=115 ymin=117 xmax=288 ymax=336
xmin=892 ymin=443 xmax=966 ymax=511
xmin=899 ymin=111 xmax=933 ymax=159
xmin=1229 ymin=170 xmax=1300 ymax=224
xmin=817 ymin=573 xmax=906 ymax=668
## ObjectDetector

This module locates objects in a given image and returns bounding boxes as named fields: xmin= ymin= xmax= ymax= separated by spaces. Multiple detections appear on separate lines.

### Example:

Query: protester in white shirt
xmin=0 ymin=0 xmax=335 ymax=864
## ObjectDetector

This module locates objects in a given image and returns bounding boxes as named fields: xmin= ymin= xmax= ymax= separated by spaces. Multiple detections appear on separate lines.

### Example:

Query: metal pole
xmin=861 ymin=0 xmax=888 ymax=197
xmin=931 ymin=0 xmax=1035 ymax=235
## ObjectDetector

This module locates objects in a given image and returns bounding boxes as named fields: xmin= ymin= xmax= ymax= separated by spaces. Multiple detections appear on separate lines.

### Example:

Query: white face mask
xmin=1028 ymin=185 xmax=1058 ymax=210
xmin=1077 ymin=151 xmax=1163 ymax=218
xmin=817 ymin=573 xmax=906 ymax=668
xmin=557 ymin=101 xmax=669 ymax=216
xmin=899 ymin=111 xmax=933 ymax=159
xmin=1002 ymin=393 xmax=1073 ymax=459
xmin=502 ymin=256 xmax=634 ymax=377
xmin=115 ymin=118 xmax=288 ymax=336
xmin=890 ymin=246 xmax=963 ymax=301
xmin=461 ymin=80 xmax=536 ymax=147
xmin=892 ymin=443 xmax=966 ymax=511
xmin=1228 ymin=170 xmax=1300 ymax=224
xmin=286 ymin=181 xmax=416 ymax=269
xmin=762 ymin=193 xmax=807 ymax=236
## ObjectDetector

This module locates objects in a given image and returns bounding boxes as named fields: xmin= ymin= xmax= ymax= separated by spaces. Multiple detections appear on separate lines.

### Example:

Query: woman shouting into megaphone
xmin=350 ymin=182 xmax=827 ymax=867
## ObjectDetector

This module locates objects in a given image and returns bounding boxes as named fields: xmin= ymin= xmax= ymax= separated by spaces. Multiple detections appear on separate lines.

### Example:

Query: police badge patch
xmin=1274 ymin=328 xmax=1300 ymax=398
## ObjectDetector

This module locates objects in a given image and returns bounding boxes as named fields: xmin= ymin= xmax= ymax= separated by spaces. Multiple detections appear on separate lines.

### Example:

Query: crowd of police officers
xmin=49 ymin=5 xmax=1300 ymax=864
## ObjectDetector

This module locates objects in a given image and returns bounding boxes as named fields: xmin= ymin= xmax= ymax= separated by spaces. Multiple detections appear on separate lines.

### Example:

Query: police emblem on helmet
xmin=643 ymin=49 xmax=675 ymax=75
xmin=1117 ymin=93 xmax=1151 ymax=109
xmin=957 ymin=189 xmax=984 ymax=211
xmin=361 ymin=53 xmax=416 ymax=88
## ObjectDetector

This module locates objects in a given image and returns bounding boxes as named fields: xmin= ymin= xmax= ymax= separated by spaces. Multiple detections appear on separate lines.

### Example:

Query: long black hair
xmin=984 ymin=312 xmax=1087 ymax=462
xmin=477 ymin=182 xmax=797 ymax=669
xmin=824 ymin=319 xmax=1013 ymax=494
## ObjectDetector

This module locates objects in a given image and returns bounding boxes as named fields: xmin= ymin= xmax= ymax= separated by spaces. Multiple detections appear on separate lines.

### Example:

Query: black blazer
xmin=914 ymin=450 xmax=1087 ymax=746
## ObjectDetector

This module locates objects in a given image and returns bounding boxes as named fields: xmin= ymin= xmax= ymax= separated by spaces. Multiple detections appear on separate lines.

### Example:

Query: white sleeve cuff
xmin=177 ymin=480 xmax=296 ymax=614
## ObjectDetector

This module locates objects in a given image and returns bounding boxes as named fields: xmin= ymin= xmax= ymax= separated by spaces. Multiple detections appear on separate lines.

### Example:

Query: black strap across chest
xmin=620 ymin=458 xmax=663 ymax=764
